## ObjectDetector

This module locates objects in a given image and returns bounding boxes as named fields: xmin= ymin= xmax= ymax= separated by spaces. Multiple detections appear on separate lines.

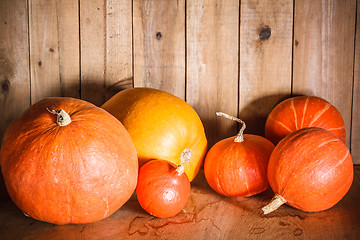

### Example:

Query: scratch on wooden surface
xmin=80 ymin=225 xmax=86 ymax=233
xmin=279 ymin=220 xmax=290 ymax=226
xmin=293 ymin=228 xmax=303 ymax=236
xmin=289 ymin=213 xmax=306 ymax=221
xmin=128 ymin=216 xmax=149 ymax=236
xmin=127 ymin=209 xmax=224 ymax=237
xmin=197 ymin=218 xmax=221 ymax=233
xmin=249 ymin=227 xmax=265 ymax=235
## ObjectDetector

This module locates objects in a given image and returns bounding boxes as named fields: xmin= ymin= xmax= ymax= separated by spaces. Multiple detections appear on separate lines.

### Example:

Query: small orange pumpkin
xmin=263 ymin=127 xmax=353 ymax=214
xmin=204 ymin=112 xmax=275 ymax=197
xmin=102 ymin=88 xmax=207 ymax=181
xmin=265 ymin=96 xmax=345 ymax=144
xmin=136 ymin=160 xmax=190 ymax=218
xmin=0 ymin=97 xmax=138 ymax=224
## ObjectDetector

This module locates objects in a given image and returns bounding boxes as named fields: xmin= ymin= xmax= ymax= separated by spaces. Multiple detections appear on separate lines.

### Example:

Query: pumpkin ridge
xmin=300 ymin=97 xmax=309 ymax=128
xmin=268 ymin=115 xmax=293 ymax=134
xmin=290 ymin=98 xmax=298 ymax=130
xmin=274 ymin=129 xmax=318 ymax=194
xmin=308 ymin=103 xmax=331 ymax=127
xmin=214 ymin=139 xmax=235 ymax=196
xmin=320 ymin=151 xmax=350 ymax=180
xmin=327 ymin=126 xmax=345 ymax=131
xmin=317 ymin=138 xmax=341 ymax=148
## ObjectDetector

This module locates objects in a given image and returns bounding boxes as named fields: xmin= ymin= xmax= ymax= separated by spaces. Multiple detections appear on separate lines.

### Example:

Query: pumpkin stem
xmin=216 ymin=112 xmax=246 ymax=142
xmin=262 ymin=193 xmax=287 ymax=214
xmin=47 ymin=108 xmax=72 ymax=127
xmin=175 ymin=165 xmax=185 ymax=175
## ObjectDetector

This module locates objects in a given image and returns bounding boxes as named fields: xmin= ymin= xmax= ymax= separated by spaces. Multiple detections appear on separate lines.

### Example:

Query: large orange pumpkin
xmin=204 ymin=112 xmax=275 ymax=197
xmin=265 ymin=96 xmax=345 ymax=144
xmin=102 ymin=88 xmax=207 ymax=181
xmin=262 ymin=127 xmax=353 ymax=214
xmin=0 ymin=97 xmax=138 ymax=224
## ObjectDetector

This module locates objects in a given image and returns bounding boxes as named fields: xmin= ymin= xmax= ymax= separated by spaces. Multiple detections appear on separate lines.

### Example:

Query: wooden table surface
xmin=0 ymin=167 xmax=359 ymax=240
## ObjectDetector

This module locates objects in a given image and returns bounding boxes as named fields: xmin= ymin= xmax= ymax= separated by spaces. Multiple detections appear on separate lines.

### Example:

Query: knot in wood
xmin=259 ymin=26 xmax=271 ymax=40
xmin=1 ymin=79 xmax=10 ymax=92
xmin=155 ymin=32 xmax=162 ymax=40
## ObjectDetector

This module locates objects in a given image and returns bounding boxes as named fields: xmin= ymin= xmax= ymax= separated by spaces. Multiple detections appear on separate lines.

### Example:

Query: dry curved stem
xmin=216 ymin=112 xmax=246 ymax=142
xmin=47 ymin=108 xmax=72 ymax=126
xmin=262 ymin=193 xmax=287 ymax=214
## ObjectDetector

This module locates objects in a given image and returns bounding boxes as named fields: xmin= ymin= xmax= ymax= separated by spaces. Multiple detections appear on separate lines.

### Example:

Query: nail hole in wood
xmin=38 ymin=61 xmax=42 ymax=66
xmin=259 ymin=26 xmax=271 ymax=40
xmin=49 ymin=48 xmax=54 ymax=52
xmin=156 ymin=32 xmax=162 ymax=40
xmin=295 ymin=40 xmax=299 ymax=46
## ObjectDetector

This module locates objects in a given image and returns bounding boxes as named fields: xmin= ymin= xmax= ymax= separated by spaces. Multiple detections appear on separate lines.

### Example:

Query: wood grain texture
xmin=186 ymin=0 xmax=239 ymax=147
xmin=56 ymin=0 xmax=80 ymax=98
xmin=133 ymin=0 xmax=185 ymax=99
xmin=352 ymin=0 xmax=360 ymax=164
xmin=292 ymin=0 xmax=356 ymax=148
xmin=105 ymin=0 xmax=133 ymax=100
xmin=80 ymin=0 xmax=132 ymax=105
xmin=29 ymin=0 xmax=61 ymax=103
xmin=0 ymin=167 xmax=359 ymax=239
xmin=239 ymin=0 xmax=293 ymax=136
xmin=0 ymin=0 xmax=31 ymax=139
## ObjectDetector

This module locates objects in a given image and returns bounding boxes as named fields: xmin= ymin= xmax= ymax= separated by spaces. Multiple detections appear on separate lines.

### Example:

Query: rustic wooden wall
xmin=0 ymin=0 xmax=358 ymax=163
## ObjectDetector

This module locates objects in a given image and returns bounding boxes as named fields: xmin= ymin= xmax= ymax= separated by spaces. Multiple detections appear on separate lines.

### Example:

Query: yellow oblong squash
xmin=102 ymin=88 xmax=207 ymax=181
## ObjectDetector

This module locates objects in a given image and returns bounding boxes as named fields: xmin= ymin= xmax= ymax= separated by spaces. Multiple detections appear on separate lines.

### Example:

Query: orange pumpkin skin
xmin=267 ymin=127 xmax=353 ymax=212
xmin=265 ymin=96 xmax=345 ymax=145
xmin=102 ymin=88 xmax=207 ymax=181
xmin=0 ymin=97 xmax=138 ymax=225
xmin=136 ymin=160 xmax=190 ymax=218
xmin=204 ymin=135 xmax=275 ymax=197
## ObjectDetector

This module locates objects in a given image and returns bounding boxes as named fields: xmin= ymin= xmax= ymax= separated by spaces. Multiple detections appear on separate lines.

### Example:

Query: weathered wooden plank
xmin=29 ymin=0 xmax=79 ymax=102
xmin=0 ymin=0 xmax=31 ymax=139
xmin=292 ymin=0 xmax=356 ymax=148
xmin=57 ymin=0 xmax=80 ymax=98
xmin=133 ymin=0 xmax=185 ymax=99
xmin=80 ymin=0 xmax=133 ymax=106
xmin=239 ymin=0 xmax=293 ymax=136
xmin=105 ymin=0 xmax=133 ymax=100
xmin=29 ymin=0 xmax=61 ymax=103
xmin=352 ymin=0 xmax=360 ymax=164
xmin=186 ymin=0 xmax=239 ymax=146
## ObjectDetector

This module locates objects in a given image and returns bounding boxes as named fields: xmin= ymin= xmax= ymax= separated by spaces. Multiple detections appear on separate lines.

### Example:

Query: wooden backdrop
xmin=0 ymin=0 xmax=359 ymax=163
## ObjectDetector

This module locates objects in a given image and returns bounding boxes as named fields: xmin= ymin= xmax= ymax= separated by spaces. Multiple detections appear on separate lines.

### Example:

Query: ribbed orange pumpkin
xmin=265 ymin=96 xmax=345 ymax=144
xmin=0 ymin=97 xmax=138 ymax=224
xmin=204 ymin=112 xmax=275 ymax=197
xmin=102 ymin=88 xmax=207 ymax=181
xmin=262 ymin=127 xmax=353 ymax=214
xmin=136 ymin=160 xmax=190 ymax=218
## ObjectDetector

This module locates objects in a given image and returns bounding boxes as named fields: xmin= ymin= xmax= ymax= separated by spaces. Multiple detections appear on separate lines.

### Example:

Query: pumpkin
xmin=102 ymin=87 xmax=207 ymax=181
xmin=136 ymin=160 xmax=190 ymax=218
xmin=265 ymin=96 xmax=345 ymax=144
xmin=262 ymin=127 xmax=353 ymax=214
xmin=0 ymin=97 xmax=138 ymax=224
xmin=204 ymin=112 xmax=275 ymax=197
